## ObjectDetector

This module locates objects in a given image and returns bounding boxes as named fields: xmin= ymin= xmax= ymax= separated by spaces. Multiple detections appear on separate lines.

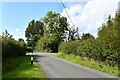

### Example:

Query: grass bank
xmin=55 ymin=53 xmax=118 ymax=77
xmin=2 ymin=56 xmax=46 ymax=79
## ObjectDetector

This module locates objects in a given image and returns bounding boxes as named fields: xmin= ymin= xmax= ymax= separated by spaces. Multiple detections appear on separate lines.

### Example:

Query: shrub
xmin=2 ymin=37 xmax=26 ymax=59
xmin=58 ymin=40 xmax=80 ymax=55
xmin=58 ymin=38 xmax=118 ymax=66
xmin=78 ymin=39 xmax=105 ymax=61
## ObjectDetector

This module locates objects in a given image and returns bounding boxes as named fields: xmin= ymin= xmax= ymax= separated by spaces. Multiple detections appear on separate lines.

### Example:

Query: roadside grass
xmin=55 ymin=52 xmax=118 ymax=77
xmin=2 ymin=56 xmax=46 ymax=79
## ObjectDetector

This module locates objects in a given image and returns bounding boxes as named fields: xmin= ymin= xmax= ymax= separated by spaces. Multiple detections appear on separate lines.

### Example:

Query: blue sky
xmin=2 ymin=2 xmax=64 ymax=40
xmin=2 ymin=0 xmax=119 ymax=40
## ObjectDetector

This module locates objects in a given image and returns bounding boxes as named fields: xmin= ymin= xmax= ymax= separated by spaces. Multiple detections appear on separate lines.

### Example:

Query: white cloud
xmin=61 ymin=0 xmax=119 ymax=37
xmin=15 ymin=28 xmax=19 ymax=32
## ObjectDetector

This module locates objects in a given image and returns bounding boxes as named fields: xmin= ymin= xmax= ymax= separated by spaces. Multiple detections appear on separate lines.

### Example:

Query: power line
xmin=57 ymin=2 xmax=64 ymax=13
xmin=60 ymin=0 xmax=74 ymax=26
xmin=60 ymin=0 xmax=80 ymax=40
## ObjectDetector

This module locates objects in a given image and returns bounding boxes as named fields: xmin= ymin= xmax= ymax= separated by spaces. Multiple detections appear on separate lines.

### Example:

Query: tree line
xmin=25 ymin=11 xmax=76 ymax=52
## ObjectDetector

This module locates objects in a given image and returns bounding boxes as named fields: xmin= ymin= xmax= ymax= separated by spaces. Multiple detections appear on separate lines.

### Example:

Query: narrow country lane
xmin=34 ymin=53 xmax=118 ymax=78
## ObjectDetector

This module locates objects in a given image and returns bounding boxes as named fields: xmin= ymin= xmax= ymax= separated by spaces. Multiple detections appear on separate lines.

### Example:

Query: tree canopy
xmin=25 ymin=20 xmax=44 ymax=49
xmin=35 ymin=11 xmax=69 ymax=52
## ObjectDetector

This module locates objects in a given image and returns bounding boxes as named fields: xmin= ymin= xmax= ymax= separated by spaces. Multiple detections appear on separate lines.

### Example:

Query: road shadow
xmin=33 ymin=55 xmax=46 ymax=62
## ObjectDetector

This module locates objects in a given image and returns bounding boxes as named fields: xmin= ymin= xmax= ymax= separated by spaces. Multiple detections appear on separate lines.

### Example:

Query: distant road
xmin=34 ymin=53 xmax=118 ymax=78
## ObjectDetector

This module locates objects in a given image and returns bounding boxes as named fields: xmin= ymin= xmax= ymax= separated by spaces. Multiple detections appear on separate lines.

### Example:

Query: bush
xmin=2 ymin=37 xmax=26 ymax=59
xmin=78 ymin=39 xmax=105 ymax=61
xmin=59 ymin=40 xmax=80 ymax=55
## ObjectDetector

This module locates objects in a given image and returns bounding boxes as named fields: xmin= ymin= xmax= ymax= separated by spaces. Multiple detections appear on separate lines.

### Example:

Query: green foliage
xmin=59 ymin=38 xmax=102 ymax=60
xmin=81 ymin=33 xmax=95 ymax=40
xmin=58 ymin=33 xmax=95 ymax=55
xmin=58 ymin=40 xmax=80 ymax=55
xmin=78 ymin=39 xmax=105 ymax=61
xmin=2 ymin=37 xmax=26 ymax=74
xmin=2 ymin=37 xmax=26 ymax=58
xmin=35 ymin=31 xmax=64 ymax=52
xmin=35 ymin=36 xmax=46 ymax=52
xmin=35 ymin=11 xmax=68 ymax=52
xmin=1 ymin=31 xmax=26 ymax=74
xmin=58 ymin=11 xmax=120 ymax=67
xmin=97 ymin=11 xmax=120 ymax=66
xmin=25 ymin=20 xmax=44 ymax=49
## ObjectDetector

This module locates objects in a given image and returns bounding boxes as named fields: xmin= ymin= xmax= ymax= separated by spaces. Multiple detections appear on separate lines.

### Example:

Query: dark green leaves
xmin=35 ymin=11 xmax=68 ymax=53
xmin=25 ymin=20 xmax=44 ymax=49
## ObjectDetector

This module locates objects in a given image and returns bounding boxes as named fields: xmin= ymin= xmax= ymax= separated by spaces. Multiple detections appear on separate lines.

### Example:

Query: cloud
xmin=61 ymin=0 xmax=119 ymax=37
xmin=15 ymin=28 xmax=19 ymax=32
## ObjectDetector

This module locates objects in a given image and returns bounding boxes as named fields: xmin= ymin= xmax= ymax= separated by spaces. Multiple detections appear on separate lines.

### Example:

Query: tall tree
xmin=43 ymin=11 xmax=68 ymax=37
xmin=25 ymin=20 xmax=44 ymax=49
xmin=36 ymin=11 xmax=68 ymax=52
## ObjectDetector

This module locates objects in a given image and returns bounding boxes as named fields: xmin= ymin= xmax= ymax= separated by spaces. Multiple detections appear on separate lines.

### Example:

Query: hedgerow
xmin=58 ymin=11 xmax=120 ymax=67
xmin=2 ymin=37 xmax=26 ymax=58
xmin=1 ymin=37 xmax=26 ymax=74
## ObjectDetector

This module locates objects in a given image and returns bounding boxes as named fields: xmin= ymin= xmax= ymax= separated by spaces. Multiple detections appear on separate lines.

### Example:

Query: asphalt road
xmin=34 ymin=53 xmax=117 ymax=78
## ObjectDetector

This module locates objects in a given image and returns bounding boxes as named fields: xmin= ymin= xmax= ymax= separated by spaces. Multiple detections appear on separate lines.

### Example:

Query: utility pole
xmin=118 ymin=1 xmax=120 ymax=11
xmin=76 ymin=27 xmax=79 ymax=40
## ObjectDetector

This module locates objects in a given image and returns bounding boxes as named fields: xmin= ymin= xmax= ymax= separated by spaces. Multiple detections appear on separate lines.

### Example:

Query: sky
xmin=2 ymin=2 xmax=63 ymax=40
xmin=1 ymin=0 xmax=120 ymax=41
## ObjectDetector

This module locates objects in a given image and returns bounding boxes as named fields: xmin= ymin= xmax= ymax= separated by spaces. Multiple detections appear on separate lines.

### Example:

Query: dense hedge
xmin=58 ymin=39 xmax=102 ymax=59
xmin=58 ymin=38 xmax=118 ymax=66
xmin=2 ymin=37 xmax=26 ymax=59
xmin=78 ymin=39 xmax=101 ymax=60
xmin=1 ymin=37 xmax=26 ymax=74
xmin=58 ymin=40 xmax=80 ymax=55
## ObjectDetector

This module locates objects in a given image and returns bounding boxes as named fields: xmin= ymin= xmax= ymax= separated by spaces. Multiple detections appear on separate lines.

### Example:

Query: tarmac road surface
xmin=34 ymin=53 xmax=118 ymax=78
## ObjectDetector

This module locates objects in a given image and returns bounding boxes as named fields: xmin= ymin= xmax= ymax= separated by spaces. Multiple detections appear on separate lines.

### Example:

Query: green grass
xmin=55 ymin=52 xmax=118 ymax=77
xmin=2 ymin=56 xmax=46 ymax=79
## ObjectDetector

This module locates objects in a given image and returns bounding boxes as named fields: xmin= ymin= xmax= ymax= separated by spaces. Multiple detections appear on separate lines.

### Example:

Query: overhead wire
xmin=59 ymin=0 xmax=79 ymax=40
xmin=60 ymin=0 xmax=74 ymax=26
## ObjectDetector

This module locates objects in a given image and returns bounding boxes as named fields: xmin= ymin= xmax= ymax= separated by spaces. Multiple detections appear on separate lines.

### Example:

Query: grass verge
xmin=54 ymin=52 xmax=118 ymax=77
xmin=2 ymin=56 xmax=46 ymax=79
